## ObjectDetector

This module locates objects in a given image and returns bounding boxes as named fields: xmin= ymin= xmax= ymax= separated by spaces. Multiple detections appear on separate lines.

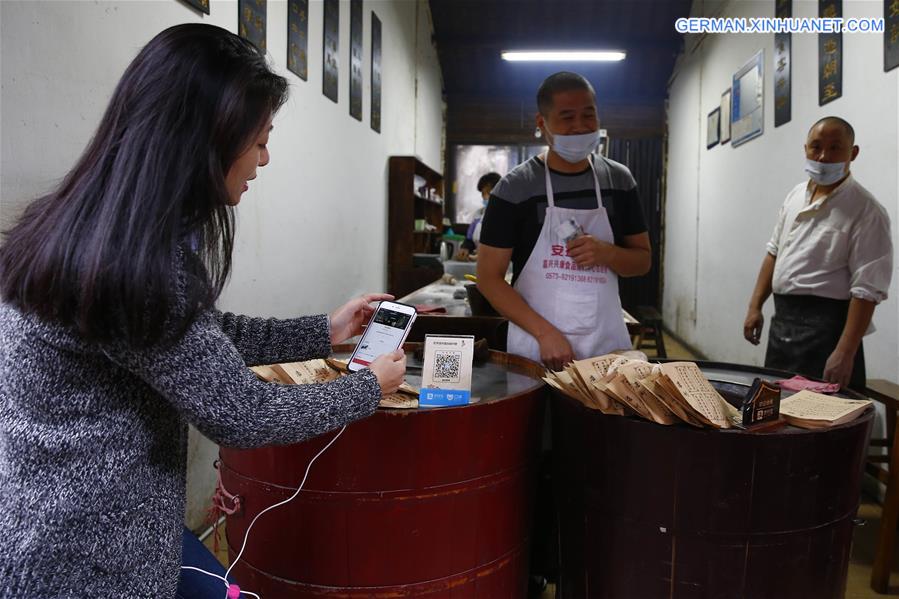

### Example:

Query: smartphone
xmin=556 ymin=218 xmax=585 ymax=245
xmin=347 ymin=301 xmax=417 ymax=372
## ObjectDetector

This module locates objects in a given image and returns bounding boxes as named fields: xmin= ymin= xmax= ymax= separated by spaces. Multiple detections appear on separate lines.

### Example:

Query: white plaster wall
xmin=665 ymin=0 xmax=899 ymax=385
xmin=1 ymin=0 xmax=444 ymax=529
xmin=414 ymin=0 xmax=445 ymax=170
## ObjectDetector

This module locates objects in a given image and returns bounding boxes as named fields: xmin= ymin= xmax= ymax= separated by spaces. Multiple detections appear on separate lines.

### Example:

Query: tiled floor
xmin=202 ymin=332 xmax=899 ymax=597
xmin=849 ymin=499 xmax=899 ymax=598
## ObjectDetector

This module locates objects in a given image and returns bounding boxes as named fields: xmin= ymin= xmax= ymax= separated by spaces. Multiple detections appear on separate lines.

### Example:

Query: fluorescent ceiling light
xmin=501 ymin=50 xmax=626 ymax=62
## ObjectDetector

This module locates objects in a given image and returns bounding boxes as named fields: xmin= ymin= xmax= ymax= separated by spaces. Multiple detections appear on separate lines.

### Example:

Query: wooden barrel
xmin=552 ymin=361 xmax=873 ymax=599
xmin=219 ymin=345 xmax=546 ymax=598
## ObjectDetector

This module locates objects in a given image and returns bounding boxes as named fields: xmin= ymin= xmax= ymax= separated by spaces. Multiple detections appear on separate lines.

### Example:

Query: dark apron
xmin=765 ymin=294 xmax=866 ymax=390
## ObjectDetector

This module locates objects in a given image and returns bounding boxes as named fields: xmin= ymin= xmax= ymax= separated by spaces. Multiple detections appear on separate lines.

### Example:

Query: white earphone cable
xmin=178 ymin=565 xmax=260 ymax=598
xmin=223 ymin=424 xmax=348 ymax=589
xmin=179 ymin=424 xmax=347 ymax=599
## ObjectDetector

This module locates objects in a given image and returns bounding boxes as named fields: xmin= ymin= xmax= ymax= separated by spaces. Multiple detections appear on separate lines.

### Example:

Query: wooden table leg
xmin=871 ymin=414 xmax=899 ymax=592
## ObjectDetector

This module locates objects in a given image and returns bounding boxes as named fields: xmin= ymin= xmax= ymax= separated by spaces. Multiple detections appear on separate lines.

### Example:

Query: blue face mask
xmin=548 ymin=130 xmax=600 ymax=164
xmin=805 ymin=158 xmax=848 ymax=186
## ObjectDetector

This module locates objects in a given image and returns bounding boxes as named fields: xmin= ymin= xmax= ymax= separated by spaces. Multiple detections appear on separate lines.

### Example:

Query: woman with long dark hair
xmin=0 ymin=23 xmax=406 ymax=597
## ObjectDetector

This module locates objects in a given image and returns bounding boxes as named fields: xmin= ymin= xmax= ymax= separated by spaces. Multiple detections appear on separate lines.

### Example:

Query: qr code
xmin=433 ymin=350 xmax=462 ymax=383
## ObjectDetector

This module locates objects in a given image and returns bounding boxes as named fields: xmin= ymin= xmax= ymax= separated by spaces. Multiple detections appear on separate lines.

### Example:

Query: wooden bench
xmin=631 ymin=305 xmax=667 ymax=358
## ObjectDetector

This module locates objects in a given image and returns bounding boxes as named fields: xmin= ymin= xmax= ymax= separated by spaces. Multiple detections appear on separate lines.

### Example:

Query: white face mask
xmin=547 ymin=129 xmax=600 ymax=164
xmin=805 ymin=158 xmax=848 ymax=186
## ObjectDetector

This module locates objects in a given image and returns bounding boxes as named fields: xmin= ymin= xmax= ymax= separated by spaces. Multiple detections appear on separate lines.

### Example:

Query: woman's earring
xmin=534 ymin=127 xmax=542 ymax=139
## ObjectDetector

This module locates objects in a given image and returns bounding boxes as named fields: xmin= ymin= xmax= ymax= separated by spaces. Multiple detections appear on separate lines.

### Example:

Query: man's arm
xmin=826 ymin=202 xmax=894 ymax=387
xmin=823 ymin=298 xmax=875 ymax=387
xmin=476 ymin=244 xmax=573 ymax=371
xmin=566 ymin=232 xmax=651 ymax=276
xmin=743 ymin=253 xmax=776 ymax=345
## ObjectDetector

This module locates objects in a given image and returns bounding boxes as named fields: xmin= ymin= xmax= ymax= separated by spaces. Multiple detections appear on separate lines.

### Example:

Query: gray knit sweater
xmin=0 ymin=302 xmax=381 ymax=598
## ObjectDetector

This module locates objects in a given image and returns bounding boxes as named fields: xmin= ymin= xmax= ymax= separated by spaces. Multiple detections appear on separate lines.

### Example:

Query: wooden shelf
xmin=414 ymin=194 xmax=443 ymax=206
xmin=388 ymin=156 xmax=445 ymax=299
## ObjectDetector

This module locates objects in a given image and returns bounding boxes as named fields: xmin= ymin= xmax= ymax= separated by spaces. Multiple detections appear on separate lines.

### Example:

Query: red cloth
xmin=775 ymin=375 xmax=840 ymax=393
xmin=414 ymin=304 xmax=447 ymax=314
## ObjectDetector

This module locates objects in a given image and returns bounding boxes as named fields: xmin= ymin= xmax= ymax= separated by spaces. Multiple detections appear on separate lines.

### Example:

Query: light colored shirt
xmin=466 ymin=205 xmax=485 ymax=245
xmin=766 ymin=174 xmax=892 ymax=304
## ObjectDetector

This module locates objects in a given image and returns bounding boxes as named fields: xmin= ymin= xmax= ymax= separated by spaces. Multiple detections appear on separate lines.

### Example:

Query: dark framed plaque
xmin=349 ymin=0 xmax=363 ymax=121
xmin=887 ymin=0 xmax=899 ymax=72
xmin=720 ymin=89 xmax=731 ymax=143
xmin=774 ymin=0 xmax=792 ymax=126
xmin=287 ymin=0 xmax=308 ymax=80
xmin=818 ymin=0 xmax=842 ymax=105
xmin=371 ymin=12 xmax=382 ymax=133
xmin=179 ymin=0 xmax=210 ymax=14
xmin=776 ymin=0 xmax=792 ymax=18
xmin=323 ymin=0 xmax=339 ymax=103
xmin=707 ymin=107 xmax=720 ymax=149
xmin=239 ymin=0 xmax=266 ymax=52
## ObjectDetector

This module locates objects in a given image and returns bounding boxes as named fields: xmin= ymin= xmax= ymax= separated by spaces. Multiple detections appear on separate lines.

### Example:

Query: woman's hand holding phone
xmin=329 ymin=293 xmax=395 ymax=345
xmin=368 ymin=350 xmax=407 ymax=396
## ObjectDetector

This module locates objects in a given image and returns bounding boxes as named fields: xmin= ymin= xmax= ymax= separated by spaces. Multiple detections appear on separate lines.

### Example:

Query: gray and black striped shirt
xmin=479 ymin=155 xmax=647 ymax=284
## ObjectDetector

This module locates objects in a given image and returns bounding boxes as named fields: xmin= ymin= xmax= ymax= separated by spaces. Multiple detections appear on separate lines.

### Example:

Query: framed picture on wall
xmin=371 ymin=12 xmax=382 ymax=133
xmin=238 ymin=0 xmax=266 ymax=51
xmin=178 ymin=0 xmax=210 ymax=14
xmin=775 ymin=0 xmax=793 ymax=125
xmin=349 ymin=0 xmax=363 ymax=121
xmin=886 ymin=0 xmax=899 ymax=72
xmin=707 ymin=107 xmax=720 ymax=149
xmin=720 ymin=89 xmax=731 ymax=144
xmin=323 ymin=0 xmax=339 ymax=103
xmin=287 ymin=0 xmax=308 ymax=80
xmin=818 ymin=0 xmax=842 ymax=104
xmin=731 ymin=50 xmax=764 ymax=147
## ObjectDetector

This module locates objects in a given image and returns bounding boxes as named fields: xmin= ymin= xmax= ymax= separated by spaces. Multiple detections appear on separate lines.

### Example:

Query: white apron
xmin=507 ymin=155 xmax=632 ymax=363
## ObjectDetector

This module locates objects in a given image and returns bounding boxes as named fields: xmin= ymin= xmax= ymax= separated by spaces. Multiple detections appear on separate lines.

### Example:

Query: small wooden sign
xmin=741 ymin=378 xmax=782 ymax=427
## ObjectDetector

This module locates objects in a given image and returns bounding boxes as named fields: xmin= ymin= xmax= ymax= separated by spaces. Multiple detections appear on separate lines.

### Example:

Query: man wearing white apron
xmin=477 ymin=72 xmax=652 ymax=371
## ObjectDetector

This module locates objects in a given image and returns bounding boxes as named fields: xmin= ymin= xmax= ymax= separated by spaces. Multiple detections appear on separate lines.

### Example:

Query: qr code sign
xmin=433 ymin=350 xmax=462 ymax=383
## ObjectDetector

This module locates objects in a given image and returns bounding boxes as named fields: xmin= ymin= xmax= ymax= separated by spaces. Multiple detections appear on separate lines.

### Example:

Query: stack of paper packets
xmin=544 ymin=354 xmax=740 ymax=429
xmin=250 ymin=358 xmax=420 ymax=409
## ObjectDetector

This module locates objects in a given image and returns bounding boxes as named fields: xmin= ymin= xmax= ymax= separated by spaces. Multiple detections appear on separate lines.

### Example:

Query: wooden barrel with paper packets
xmin=550 ymin=359 xmax=873 ymax=599
xmin=217 ymin=343 xmax=547 ymax=598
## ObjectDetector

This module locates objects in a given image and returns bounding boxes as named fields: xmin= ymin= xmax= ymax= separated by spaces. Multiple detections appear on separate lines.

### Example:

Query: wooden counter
xmin=219 ymin=345 xmax=548 ymax=598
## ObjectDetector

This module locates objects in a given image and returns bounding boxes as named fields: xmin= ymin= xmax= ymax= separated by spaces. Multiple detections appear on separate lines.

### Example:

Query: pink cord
xmin=205 ymin=460 xmax=242 ymax=555
xmin=212 ymin=460 xmax=242 ymax=515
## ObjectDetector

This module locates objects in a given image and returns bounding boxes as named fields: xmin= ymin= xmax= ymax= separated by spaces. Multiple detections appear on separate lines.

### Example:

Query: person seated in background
xmin=454 ymin=171 xmax=501 ymax=261
xmin=743 ymin=116 xmax=892 ymax=390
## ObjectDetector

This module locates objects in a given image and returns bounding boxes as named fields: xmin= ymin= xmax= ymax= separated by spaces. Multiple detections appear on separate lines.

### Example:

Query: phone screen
xmin=350 ymin=306 xmax=414 ymax=369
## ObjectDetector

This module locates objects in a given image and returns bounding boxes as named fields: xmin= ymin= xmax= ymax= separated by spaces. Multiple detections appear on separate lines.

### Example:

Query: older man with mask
xmin=476 ymin=72 xmax=651 ymax=371
xmin=744 ymin=116 xmax=893 ymax=390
